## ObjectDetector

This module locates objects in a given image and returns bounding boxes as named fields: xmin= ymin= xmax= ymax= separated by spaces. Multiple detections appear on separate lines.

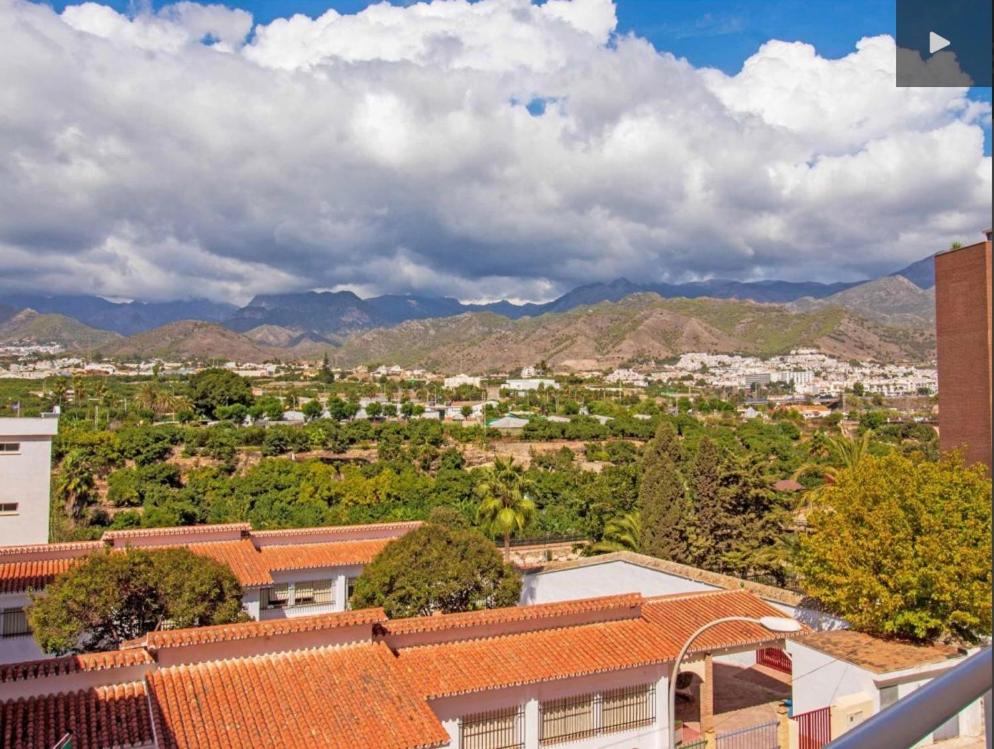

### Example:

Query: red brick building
xmin=934 ymin=229 xmax=992 ymax=471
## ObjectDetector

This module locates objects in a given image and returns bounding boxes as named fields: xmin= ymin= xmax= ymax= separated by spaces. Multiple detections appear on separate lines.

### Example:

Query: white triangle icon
xmin=929 ymin=31 xmax=951 ymax=54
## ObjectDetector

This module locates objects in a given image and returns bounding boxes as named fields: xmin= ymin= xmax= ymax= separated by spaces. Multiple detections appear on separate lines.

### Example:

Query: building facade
xmin=934 ymin=229 xmax=993 ymax=471
xmin=0 ymin=417 xmax=59 ymax=547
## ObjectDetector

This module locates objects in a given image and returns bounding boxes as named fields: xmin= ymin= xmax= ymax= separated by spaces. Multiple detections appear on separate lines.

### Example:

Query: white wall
xmin=521 ymin=562 xmax=720 ymax=605
xmin=787 ymin=641 xmax=877 ymax=716
xmin=429 ymin=663 xmax=673 ymax=749
xmin=0 ymin=418 xmax=58 ymax=547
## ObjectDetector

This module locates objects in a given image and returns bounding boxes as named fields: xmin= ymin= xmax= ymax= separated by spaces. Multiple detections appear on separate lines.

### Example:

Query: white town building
xmin=0 ymin=417 xmax=59 ymax=547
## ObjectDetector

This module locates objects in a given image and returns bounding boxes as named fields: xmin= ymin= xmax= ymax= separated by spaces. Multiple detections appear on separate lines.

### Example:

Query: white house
xmin=788 ymin=630 xmax=985 ymax=745
xmin=503 ymin=378 xmax=559 ymax=393
xmin=444 ymin=374 xmax=482 ymax=389
xmin=0 ymin=521 xmax=420 ymax=663
xmin=0 ymin=417 xmax=59 ymax=547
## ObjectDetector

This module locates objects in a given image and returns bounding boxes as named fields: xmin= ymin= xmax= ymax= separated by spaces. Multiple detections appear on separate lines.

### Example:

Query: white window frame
xmin=0 ymin=502 xmax=19 ymax=515
xmin=0 ymin=442 xmax=21 ymax=455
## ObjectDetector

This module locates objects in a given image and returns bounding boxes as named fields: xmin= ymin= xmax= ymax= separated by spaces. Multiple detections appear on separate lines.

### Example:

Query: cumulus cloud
xmin=0 ymin=0 xmax=989 ymax=303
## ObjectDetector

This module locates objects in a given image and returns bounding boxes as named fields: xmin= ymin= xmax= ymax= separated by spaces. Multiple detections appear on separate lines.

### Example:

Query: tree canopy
xmin=798 ymin=453 xmax=992 ymax=643
xmin=350 ymin=522 xmax=521 ymax=617
xmin=28 ymin=548 xmax=246 ymax=654
xmin=186 ymin=369 xmax=254 ymax=419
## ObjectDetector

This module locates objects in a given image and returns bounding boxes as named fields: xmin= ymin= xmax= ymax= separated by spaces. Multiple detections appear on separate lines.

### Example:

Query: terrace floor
xmin=677 ymin=662 xmax=792 ymax=739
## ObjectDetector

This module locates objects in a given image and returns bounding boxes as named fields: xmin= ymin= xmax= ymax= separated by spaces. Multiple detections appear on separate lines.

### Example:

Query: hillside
xmin=98 ymin=321 xmax=279 ymax=361
xmin=792 ymin=275 xmax=935 ymax=328
xmin=330 ymin=294 xmax=935 ymax=371
xmin=0 ymin=309 xmax=121 ymax=349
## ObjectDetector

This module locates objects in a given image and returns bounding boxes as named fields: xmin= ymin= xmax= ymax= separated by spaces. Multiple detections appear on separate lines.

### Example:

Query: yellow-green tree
xmin=797 ymin=453 xmax=991 ymax=642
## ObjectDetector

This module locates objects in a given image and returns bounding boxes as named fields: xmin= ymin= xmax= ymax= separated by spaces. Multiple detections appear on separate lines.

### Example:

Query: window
xmin=1 ymin=608 xmax=30 ymax=638
xmin=601 ymin=684 xmax=655 ymax=734
xmin=0 ymin=443 xmax=20 ymax=454
xmin=261 ymin=584 xmax=290 ymax=609
xmin=460 ymin=707 xmax=524 ymax=749
xmin=292 ymin=580 xmax=334 ymax=607
xmin=540 ymin=693 xmax=595 ymax=745
xmin=0 ymin=503 xmax=18 ymax=514
xmin=346 ymin=576 xmax=359 ymax=609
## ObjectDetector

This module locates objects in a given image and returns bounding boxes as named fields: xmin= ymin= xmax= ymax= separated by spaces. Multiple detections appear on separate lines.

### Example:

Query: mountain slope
xmin=330 ymin=294 xmax=934 ymax=372
xmin=98 ymin=321 xmax=277 ymax=361
xmin=0 ymin=309 xmax=121 ymax=349
xmin=891 ymin=255 xmax=935 ymax=289
xmin=0 ymin=294 xmax=236 ymax=335
xmin=792 ymin=275 xmax=935 ymax=328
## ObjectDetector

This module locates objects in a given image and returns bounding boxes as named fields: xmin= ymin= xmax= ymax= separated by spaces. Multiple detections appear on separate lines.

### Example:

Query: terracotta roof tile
xmin=381 ymin=593 xmax=641 ymax=635
xmin=131 ymin=608 xmax=386 ymax=650
xmin=0 ymin=559 xmax=80 ymax=594
xmin=0 ymin=682 xmax=153 ymax=749
xmin=146 ymin=643 xmax=448 ymax=749
xmin=795 ymin=630 xmax=962 ymax=674
xmin=250 ymin=521 xmax=422 ymax=539
xmin=103 ymin=523 xmax=250 ymax=542
xmin=396 ymin=591 xmax=790 ymax=698
xmin=185 ymin=540 xmax=272 ymax=586
xmin=0 ymin=541 xmax=103 ymax=558
xmin=0 ymin=649 xmax=153 ymax=684
xmin=257 ymin=538 xmax=392 ymax=571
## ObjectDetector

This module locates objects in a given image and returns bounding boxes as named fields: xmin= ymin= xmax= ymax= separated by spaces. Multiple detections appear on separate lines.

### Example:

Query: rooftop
xmin=796 ymin=630 xmax=963 ymax=674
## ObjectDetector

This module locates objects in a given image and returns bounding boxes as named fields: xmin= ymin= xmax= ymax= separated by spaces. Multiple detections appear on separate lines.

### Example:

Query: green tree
xmin=315 ymin=353 xmax=335 ymax=383
xmin=302 ymin=400 xmax=323 ymax=421
xmin=798 ymin=453 xmax=992 ymax=642
xmin=366 ymin=401 xmax=383 ymax=419
xmin=187 ymin=369 xmax=254 ymax=419
xmin=475 ymin=458 xmax=537 ymax=561
xmin=57 ymin=450 xmax=96 ymax=522
xmin=28 ymin=548 xmax=245 ymax=654
xmin=638 ymin=422 xmax=689 ymax=562
xmin=687 ymin=437 xmax=725 ymax=569
xmin=350 ymin=523 xmax=520 ymax=617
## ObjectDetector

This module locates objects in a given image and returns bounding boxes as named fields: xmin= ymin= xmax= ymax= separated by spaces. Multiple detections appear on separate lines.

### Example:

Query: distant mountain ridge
xmin=0 ymin=309 xmax=122 ymax=349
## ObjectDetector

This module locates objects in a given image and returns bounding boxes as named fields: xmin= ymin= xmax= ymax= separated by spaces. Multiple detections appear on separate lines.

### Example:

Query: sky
xmin=1 ymin=0 xmax=991 ymax=304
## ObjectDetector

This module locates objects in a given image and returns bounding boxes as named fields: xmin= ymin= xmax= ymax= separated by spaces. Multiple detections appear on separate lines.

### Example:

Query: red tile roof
xmin=103 ymin=523 xmax=251 ymax=542
xmin=0 ymin=649 xmax=153 ymax=684
xmin=185 ymin=540 xmax=273 ymax=587
xmin=251 ymin=521 xmax=422 ymax=539
xmin=396 ymin=591 xmax=789 ymax=699
xmin=0 ymin=541 xmax=102 ymax=559
xmin=0 ymin=682 xmax=153 ymax=749
xmin=146 ymin=643 xmax=448 ymax=749
xmin=381 ymin=593 xmax=641 ymax=635
xmin=257 ymin=538 xmax=392 ymax=571
xmin=0 ymin=559 xmax=81 ymax=594
xmin=130 ymin=608 xmax=385 ymax=650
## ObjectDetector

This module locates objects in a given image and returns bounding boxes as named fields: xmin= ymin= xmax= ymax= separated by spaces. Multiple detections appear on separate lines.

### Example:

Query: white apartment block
xmin=0 ymin=417 xmax=59 ymax=548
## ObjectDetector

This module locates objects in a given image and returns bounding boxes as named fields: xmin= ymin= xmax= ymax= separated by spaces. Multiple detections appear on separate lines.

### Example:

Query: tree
xmin=638 ymin=422 xmax=689 ymax=562
xmin=302 ymin=400 xmax=323 ymax=421
xmin=591 ymin=510 xmax=641 ymax=553
xmin=475 ymin=458 xmax=537 ymax=561
xmin=28 ymin=548 xmax=245 ymax=654
xmin=350 ymin=523 xmax=521 ymax=617
xmin=797 ymin=453 xmax=992 ymax=643
xmin=366 ymin=401 xmax=383 ymax=419
xmin=687 ymin=437 xmax=725 ymax=569
xmin=187 ymin=369 xmax=253 ymax=419
xmin=58 ymin=450 xmax=96 ymax=521
xmin=792 ymin=431 xmax=875 ymax=496
xmin=461 ymin=405 xmax=473 ymax=419
xmin=315 ymin=353 xmax=335 ymax=383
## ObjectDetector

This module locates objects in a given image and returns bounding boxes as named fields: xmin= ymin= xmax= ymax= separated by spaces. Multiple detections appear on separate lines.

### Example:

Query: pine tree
xmin=638 ymin=422 xmax=690 ymax=561
xmin=688 ymin=436 xmax=726 ymax=569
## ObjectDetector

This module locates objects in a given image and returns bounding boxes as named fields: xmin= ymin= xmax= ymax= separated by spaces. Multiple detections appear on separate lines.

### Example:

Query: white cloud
xmin=0 ymin=0 xmax=989 ymax=303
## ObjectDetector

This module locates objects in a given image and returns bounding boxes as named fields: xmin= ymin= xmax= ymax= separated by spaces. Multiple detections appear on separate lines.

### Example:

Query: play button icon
xmin=928 ymin=31 xmax=951 ymax=54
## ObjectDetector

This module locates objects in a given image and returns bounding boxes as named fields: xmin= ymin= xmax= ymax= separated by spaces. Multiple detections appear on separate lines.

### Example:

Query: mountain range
xmin=0 ymin=255 xmax=938 ymax=365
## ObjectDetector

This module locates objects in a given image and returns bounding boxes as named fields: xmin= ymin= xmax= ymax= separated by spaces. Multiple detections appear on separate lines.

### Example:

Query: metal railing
xmin=716 ymin=720 xmax=778 ymax=749
xmin=826 ymin=647 xmax=992 ymax=749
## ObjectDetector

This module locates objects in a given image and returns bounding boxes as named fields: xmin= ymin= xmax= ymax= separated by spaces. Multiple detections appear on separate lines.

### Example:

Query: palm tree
xmin=58 ymin=450 xmax=95 ymax=522
xmin=793 ymin=430 xmax=873 ymax=483
xmin=591 ymin=510 xmax=642 ymax=554
xmin=475 ymin=457 xmax=536 ymax=562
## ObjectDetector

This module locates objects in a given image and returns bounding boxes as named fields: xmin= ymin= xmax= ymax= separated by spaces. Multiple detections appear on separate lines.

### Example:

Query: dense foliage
xmin=798 ymin=453 xmax=992 ymax=643
xmin=350 ymin=522 xmax=521 ymax=617
xmin=28 ymin=548 xmax=246 ymax=654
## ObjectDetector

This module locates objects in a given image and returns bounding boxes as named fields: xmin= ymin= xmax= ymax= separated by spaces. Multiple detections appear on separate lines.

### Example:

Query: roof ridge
xmin=250 ymin=520 xmax=422 ymax=537
xmin=0 ymin=648 xmax=153 ymax=683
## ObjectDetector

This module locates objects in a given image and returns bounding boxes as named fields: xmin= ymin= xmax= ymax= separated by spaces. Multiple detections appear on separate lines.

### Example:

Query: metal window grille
xmin=715 ymin=720 xmax=778 ymax=749
xmin=1 ymin=608 xmax=30 ymax=638
xmin=793 ymin=706 xmax=831 ymax=749
xmin=262 ymin=584 xmax=290 ymax=609
xmin=681 ymin=740 xmax=708 ymax=749
xmin=460 ymin=707 xmax=525 ymax=749
xmin=540 ymin=693 xmax=595 ymax=745
xmin=756 ymin=647 xmax=792 ymax=674
xmin=601 ymin=683 xmax=655 ymax=734
xmin=312 ymin=579 xmax=334 ymax=605
xmin=290 ymin=580 xmax=334 ymax=607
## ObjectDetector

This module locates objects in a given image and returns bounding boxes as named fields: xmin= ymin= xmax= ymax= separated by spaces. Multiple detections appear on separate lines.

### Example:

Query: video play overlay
xmin=896 ymin=0 xmax=991 ymax=86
